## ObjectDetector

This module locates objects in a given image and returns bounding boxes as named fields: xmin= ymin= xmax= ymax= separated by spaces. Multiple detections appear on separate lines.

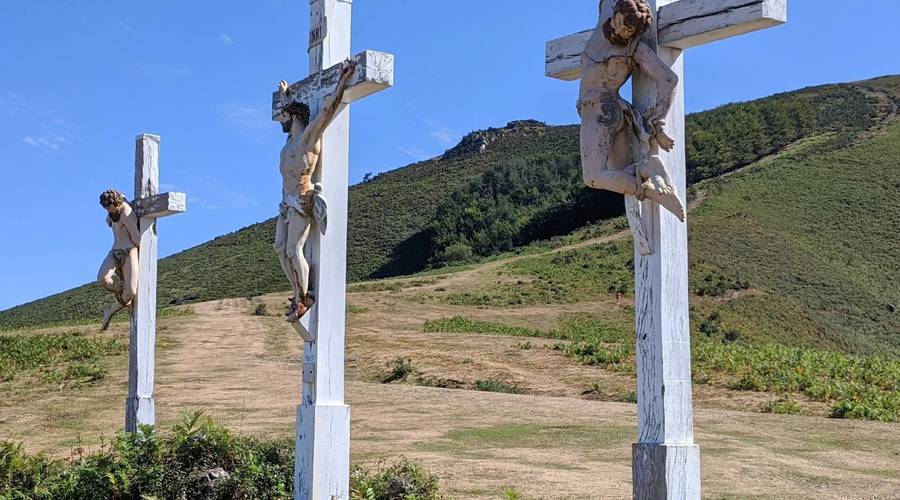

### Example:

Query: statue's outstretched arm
xmin=123 ymin=204 xmax=140 ymax=248
xmin=301 ymin=59 xmax=357 ymax=151
xmin=633 ymin=42 xmax=678 ymax=149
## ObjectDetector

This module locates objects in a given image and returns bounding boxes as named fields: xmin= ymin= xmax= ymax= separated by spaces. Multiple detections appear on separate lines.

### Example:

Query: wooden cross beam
xmin=272 ymin=1 xmax=393 ymax=498
xmin=546 ymin=0 xmax=787 ymax=80
xmin=545 ymin=1 xmax=786 ymax=498
xmin=125 ymin=134 xmax=187 ymax=433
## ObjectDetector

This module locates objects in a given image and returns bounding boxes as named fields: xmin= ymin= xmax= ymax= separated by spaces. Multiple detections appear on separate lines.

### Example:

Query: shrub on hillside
xmin=0 ymin=412 xmax=439 ymax=499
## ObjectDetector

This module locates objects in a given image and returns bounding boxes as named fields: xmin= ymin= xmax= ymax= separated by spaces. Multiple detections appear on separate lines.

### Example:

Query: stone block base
xmin=632 ymin=443 xmax=700 ymax=500
xmin=296 ymin=403 xmax=351 ymax=500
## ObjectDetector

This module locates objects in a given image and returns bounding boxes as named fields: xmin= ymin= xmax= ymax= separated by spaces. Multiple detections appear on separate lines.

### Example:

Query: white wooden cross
xmin=546 ymin=1 xmax=786 ymax=498
xmin=125 ymin=133 xmax=187 ymax=432
xmin=270 ymin=1 xmax=393 ymax=498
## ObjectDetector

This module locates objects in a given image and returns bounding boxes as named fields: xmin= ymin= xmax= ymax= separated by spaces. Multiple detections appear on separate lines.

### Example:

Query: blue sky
xmin=0 ymin=0 xmax=897 ymax=310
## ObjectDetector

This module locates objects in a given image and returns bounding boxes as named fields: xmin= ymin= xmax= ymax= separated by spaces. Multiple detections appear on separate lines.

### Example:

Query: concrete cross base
xmin=125 ymin=396 xmax=155 ymax=433
xmin=295 ymin=403 xmax=351 ymax=500
xmin=632 ymin=443 xmax=701 ymax=500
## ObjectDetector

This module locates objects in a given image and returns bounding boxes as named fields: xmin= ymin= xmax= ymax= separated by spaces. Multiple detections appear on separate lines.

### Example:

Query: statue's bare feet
xmin=100 ymin=303 xmax=124 ymax=331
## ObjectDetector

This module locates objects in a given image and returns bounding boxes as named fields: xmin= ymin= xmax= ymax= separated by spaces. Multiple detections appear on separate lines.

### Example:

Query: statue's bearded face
xmin=611 ymin=13 xmax=638 ymax=40
xmin=106 ymin=203 xmax=123 ymax=222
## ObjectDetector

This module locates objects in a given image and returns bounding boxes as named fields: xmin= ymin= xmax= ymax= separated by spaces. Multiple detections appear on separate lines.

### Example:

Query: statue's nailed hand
xmin=340 ymin=59 xmax=357 ymax=83
xmin=650 ymin=118 xmax=675 ymax=152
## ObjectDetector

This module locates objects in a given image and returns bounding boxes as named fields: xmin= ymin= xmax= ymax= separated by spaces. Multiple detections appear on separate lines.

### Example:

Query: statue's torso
xmin=579 ymin=33 xmax=639 ymax=101
xmin=280 ymin=134 xmax=311 ymax=199
xmin=110 ymin=204 xmax=136 ymax=250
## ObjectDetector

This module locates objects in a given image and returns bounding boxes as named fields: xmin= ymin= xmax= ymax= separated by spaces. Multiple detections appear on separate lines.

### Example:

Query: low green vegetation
xmin=424 ymin=316 xmax=550 ymax=338
xmin=382 ymin=357 xmax=413 ymax=384
xmin=0 ymin=330 xmax=125 ymax=385
xmin=474 ymin=379 xmax=524 ymax=394
xmin=0 ymin=412 xmax=439 ymax=500
xmin=427 ymin=314 xmax=900 ymax=422
xmin=434 ymin=239 xmax=634 ymax=308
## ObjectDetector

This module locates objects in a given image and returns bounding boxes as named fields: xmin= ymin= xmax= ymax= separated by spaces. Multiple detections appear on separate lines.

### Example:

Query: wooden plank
xmin=272 ymin=49 xmax=394 ymax=120
xmin=125 ymin=133 xmax=160 ymax=433
xmin=544 ymin=0 xmax=786 ymax=80
xmin=659 ymin=0 xmax=786 ymax=49
xmin=135 ymin=192 xmax=187 ymax=219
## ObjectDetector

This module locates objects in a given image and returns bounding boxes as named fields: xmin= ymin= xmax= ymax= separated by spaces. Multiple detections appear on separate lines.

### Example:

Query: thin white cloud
xmin=424 ymin=119 xmax=460 ymax=147
xmin=23 ymin=134 xmax=67 ymax=152
xmin=217 ymin=102 xmax=270 ymax=133
xmin=117 ymin=21 xmax=136 ymax=34
xmin=397 ymin=145 xmax=429 ymax=162
xmin=430 ymin=127 xmax=459 ymax=147
xmin=218 ymin=34 xmax=235 ymax=46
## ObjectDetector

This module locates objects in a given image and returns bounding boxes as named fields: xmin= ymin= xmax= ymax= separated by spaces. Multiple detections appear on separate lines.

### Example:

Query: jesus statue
xmin=273 ymin=59 xmax=356 ymax=322
xmin=579 ymin=0 xmax=685 ymax=221
xmin=97 ymin=189 xmax=140 ymax=331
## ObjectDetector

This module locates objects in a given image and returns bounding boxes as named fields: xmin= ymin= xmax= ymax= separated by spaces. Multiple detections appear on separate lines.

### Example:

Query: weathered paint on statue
xmin=273 ymin=59 xmax=356 ymax=322
xmin=97 ymin=189 xmax=139 ymax=331
xmin=579 ymin=0 xmax=685 ymax=220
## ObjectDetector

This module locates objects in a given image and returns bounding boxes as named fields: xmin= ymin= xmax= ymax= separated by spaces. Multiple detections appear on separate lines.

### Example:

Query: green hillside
xmin=1 ymin=76 xmax=897 ymax=335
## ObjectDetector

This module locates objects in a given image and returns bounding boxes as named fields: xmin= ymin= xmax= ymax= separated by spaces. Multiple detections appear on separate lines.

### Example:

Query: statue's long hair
xmin=100 ymin=189 xmax=126 ymax=208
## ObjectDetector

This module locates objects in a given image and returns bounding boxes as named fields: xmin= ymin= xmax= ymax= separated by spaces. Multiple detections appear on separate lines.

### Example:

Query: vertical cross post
xmin=297 ymin=0 xmax=352 ymax=498
xmin=545 ymin=1 xmax=786 ymax=498
xmin=273 ymin=4 xmax=392 ymax=498
xmin=125 ymin=134 xmax=186 ymax=432
xmin=126 ymin=134 xmax=161 ymax=432
xmin=630 ymin=1 xmax=700 ymax=497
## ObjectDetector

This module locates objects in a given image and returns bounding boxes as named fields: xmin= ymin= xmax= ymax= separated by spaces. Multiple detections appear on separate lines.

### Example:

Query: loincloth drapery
xmin=279 ymin=192 xmax=312 ymax=219
xmin=578 ymin=95 xmax=652 ymax=156
xmin=109 ymin=248 xmax=134 ymax=279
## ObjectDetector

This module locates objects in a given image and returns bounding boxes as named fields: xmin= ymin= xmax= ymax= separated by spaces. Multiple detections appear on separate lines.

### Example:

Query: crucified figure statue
xmin=579 ymin=0 xmax=685 ymax=221
xmin=274 ymin=59 xmax=356 ymax=322
xmin=97 ymin=189 xmax=140 ymax=331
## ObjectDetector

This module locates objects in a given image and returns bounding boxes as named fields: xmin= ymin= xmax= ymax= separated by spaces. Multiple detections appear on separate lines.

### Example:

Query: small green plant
xmin=761 ymin=398 xmax=806 ymax=415
xmin=475 ymin=379 xmax=523 ymax=394
xmin=382 ymin=358 xmax=413 ymax=384
xmin=617 ymin=391 xmax=638 ymax=404
xmin=347 ymin=304 xmax=370 ymax=314
xmin=253 ymin=304 xmax=268 ymax=316
xmin=514 ymin=341 xmax=533 ymax=350
xmin=502 ymin=487 xmax=523 ymax=500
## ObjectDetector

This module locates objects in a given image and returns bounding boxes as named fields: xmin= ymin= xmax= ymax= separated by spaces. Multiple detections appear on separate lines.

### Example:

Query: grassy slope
xmin=1 ymin=77 xmax=897 ymax=333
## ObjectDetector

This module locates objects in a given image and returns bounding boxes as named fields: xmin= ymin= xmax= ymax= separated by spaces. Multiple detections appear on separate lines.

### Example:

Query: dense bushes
xmin=685 ymin=85 xmax=876 ymax=183
xmin=0 ymin=413 xmax=440 ymax=500
xmin=428 ymin=154 xmax=624 ymax=263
